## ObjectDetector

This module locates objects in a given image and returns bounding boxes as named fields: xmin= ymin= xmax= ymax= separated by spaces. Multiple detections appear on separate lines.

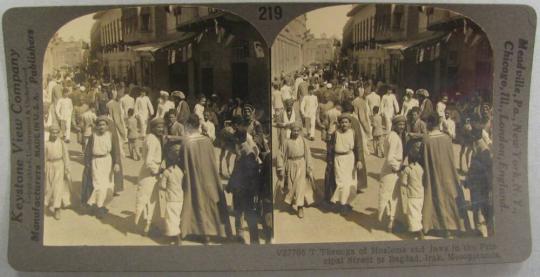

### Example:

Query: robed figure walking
xmin=180 ymin=115 xmax=232 ymax=243
xmin=81 ymin=116 xmax=123 ymax=218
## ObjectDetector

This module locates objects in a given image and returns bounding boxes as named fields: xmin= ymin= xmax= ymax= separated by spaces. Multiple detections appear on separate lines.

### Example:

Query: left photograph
xmin=42 ymin=5 xmax=271 ymax=246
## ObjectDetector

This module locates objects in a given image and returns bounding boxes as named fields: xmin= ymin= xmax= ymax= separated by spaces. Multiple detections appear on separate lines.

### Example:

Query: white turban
xmin=160 ymin=90 xmax=169 ymax=97
xmin=172 ymin=90 xmax=185 ymax=99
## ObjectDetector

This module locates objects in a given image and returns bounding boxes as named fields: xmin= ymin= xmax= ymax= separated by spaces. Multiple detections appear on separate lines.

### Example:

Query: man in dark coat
xmin=180 ymin=115 xmax=232 ymax=243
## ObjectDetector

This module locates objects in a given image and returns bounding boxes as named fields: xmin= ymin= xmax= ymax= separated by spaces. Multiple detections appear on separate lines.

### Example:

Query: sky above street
xmin=56 ymin=13 xmax=95 ymax=42
xmin=305 ymin=4 xmax=352 ymax=40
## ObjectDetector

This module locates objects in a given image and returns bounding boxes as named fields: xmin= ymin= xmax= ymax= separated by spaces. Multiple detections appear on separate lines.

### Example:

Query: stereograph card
xmin=3 ymin=1 xmax=535 ymax=272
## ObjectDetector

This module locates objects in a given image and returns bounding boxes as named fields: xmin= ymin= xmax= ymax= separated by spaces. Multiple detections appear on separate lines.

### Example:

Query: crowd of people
xmin=272 ymin=67 xmax=493 ymax=239
xmin=43 ymin=67 xmax=272 ymax=245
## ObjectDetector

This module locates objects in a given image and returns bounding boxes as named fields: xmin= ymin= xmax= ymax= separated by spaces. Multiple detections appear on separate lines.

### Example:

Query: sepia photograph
xmin=42 ymin=5 xmax=272 ymax=246
xmin=271 ymin=4 xmax=493 ymax=243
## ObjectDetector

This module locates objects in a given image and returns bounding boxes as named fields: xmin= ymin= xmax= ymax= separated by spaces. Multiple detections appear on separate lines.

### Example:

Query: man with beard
xmin=180 ymin=114 xmax=232 ymax=244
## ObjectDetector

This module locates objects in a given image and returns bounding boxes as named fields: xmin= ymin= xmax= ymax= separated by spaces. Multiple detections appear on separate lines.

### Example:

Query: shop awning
xmin=131 ymin=32 xmax=196 ymax=53
xmin=377 ymin=32 xmax=448 ymax=51
xmin=176 ymin=11 xmax=252 ymax=35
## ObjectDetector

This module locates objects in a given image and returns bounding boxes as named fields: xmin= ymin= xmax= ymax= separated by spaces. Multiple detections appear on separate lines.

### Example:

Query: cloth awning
xmin=131 ymin=32 xmax=196 ymax=53
xmin=377 ymin=32 xmax=448 ymax=51
xmin=176 ymin=11 xmax=253 ymax=36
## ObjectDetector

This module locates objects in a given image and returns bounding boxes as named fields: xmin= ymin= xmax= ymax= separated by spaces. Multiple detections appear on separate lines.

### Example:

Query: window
xmin=141 ymin=14 xmax=151 ymax=32
xmin=118 ymin=19 xmax=122 ymax=41
xmin=174 ymin=7 xmax=182 ymax=25
xmin=393 ymin=12 xmax=403 ymax=30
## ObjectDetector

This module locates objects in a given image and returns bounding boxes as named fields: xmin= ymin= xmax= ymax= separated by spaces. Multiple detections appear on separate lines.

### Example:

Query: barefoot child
xmin=158 ymin=141 xmax=184 ymax=245
xmin=399 ymin=141 xmax=424 ymax=239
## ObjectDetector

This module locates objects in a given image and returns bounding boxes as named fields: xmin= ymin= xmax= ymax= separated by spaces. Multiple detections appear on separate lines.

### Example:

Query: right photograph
xmin=271 ymin=4 xmax=493 ymax=243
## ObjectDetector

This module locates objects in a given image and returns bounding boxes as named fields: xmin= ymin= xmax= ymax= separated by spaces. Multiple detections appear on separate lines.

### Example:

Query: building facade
xmin=302 ymin=35 xmax=336 ymax=66
xmin=271 ymin=15 xmax=307 ymax=80
xmin=90 ymin=6 xmax=269 ymax=106
xmin=342 ymin=4 xmax=493 ymax=101
xmin=44 ymin=34 xmax=87 ymax=79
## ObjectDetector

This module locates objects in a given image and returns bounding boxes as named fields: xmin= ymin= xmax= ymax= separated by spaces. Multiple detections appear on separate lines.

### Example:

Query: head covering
xmin=392 ymin=115 xmax=407 ymax=125
xmin=337 ymin=114 xmax=352 ymax=122
xmin=211 ymin=93 xmax=218 ymax=99
xmin=406 ymin=88 xmax=414 ymax=96
xmin=416 ymin=89 xmax=429 ymax=98
xmin=149 ymin=117 xmax=165 ymax=128
xmin=80 ymin=86 xmax=86 ymax=92
xmin=243 ymin=103 xmax=255 ymax=113
xmin=172 ymin=90 xmax=185 ymax=99
xmin=326 ymin=83 xmax=333 ymax=89
xmin=96 ymin=115 xmax=110 ymax=125
xmin=160 ymin=90 xmax=169 ymax=97
xmin=290 ymin=121 xmax=303 ymax=130
xmin=48 ymin=125 xmax=60 ymax=132
xmin=284 ymin=98 xmax=294 ymax=107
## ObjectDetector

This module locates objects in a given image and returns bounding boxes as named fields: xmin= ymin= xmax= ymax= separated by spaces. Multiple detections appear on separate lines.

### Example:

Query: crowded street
xmin=273 ymin=129 xmax=473 ymax=243
xmin=44 ymin=139 xmax=268 ymax=246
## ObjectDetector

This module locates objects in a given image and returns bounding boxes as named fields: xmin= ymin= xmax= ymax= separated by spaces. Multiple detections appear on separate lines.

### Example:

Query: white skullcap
xmin=160 ymin=90 xmax=169 ymax=97
xmin=80 ymin=86 xmax=86 ymax=92
xmin=326 ymin=83 xmax=333 ymax=89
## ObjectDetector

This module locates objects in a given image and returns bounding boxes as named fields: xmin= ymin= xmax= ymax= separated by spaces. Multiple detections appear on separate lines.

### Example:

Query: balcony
xmin=427 ymin=12 xmax=464 ymax=31
xmin=374 ymin=27 xmax=406 ymax=43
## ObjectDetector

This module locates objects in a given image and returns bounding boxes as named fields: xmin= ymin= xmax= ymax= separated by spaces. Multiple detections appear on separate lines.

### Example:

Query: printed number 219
xmin=258 ymin=6 xmax=282 ymax=20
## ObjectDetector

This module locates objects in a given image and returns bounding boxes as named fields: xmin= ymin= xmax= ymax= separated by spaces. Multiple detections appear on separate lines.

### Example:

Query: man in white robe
xmin=300 ymin=87 xmax=318 ymax=140
xmin=378 ymin=115 xmax=406 ymax=232
xmin=280 ymin=79 xmax=292 ymax=102
xmin=135 ymin=118 xmax=165 ymax=235
xmin=134 ymin=89 xmax=154 ymax=136
xmin=56 ymin=88 xmax=74 ymax=142
xmin=271 ymin=82 xmax=284 ymax=117
xmin=194 ymin=96 xmax=206 ymax=122
xmin=380 ymin=87 xmax=400 ymax=132
xmin=366 ymin=90 xmax=381 ymax=117
xmin=155 ymin=90 xmax=175 ymax=119
xmin=120 ymin=89 xmax=135 ymax=118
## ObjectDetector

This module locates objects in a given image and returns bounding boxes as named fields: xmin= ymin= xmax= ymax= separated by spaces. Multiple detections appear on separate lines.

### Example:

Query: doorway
xmin=231 ymin=62 xmax=248 ymax=99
